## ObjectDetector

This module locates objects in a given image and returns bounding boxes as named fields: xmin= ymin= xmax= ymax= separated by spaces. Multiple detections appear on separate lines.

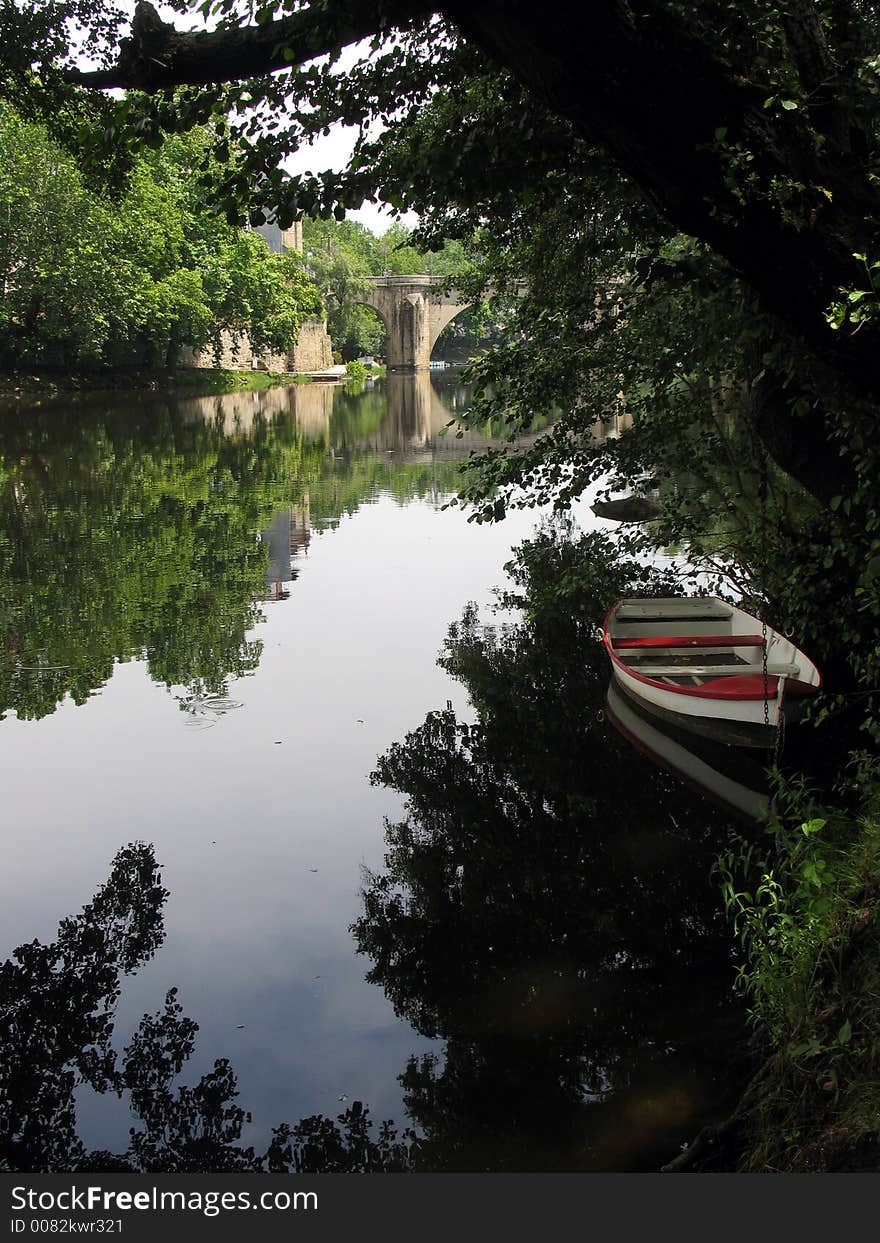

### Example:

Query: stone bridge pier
xmin=358 ymin=275 xmax=468 ymax=369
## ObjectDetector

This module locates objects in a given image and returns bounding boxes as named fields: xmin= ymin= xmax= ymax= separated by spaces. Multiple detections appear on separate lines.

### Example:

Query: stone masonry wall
xmin=290 ymin=320 xmax=333 ymax=372
xmin=179 ymin=318 xmax=332 ymax=373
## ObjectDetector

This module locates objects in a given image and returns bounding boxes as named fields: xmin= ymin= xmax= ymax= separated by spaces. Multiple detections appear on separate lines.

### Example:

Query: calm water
xmin=0 ymin=372 xmax=744 ymax=1171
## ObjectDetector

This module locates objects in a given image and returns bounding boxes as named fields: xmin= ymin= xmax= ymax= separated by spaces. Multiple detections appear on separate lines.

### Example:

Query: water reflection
xmin=1 ymin=527 xmax=747 ymax=1173
xmin=605 ymin=680 xmax=771 ymax=822
xmin=0 ymin=396 xmax=301 ymax=722
xmin=353 ymin=528 xmax=747 ymax=1170
xmin=0 ymin=374 xmax=501 ymax=722
xmin=0 ymin=843 xmax=415 ymax=1172
xmin=0 ymin=380 xmax=749 ymax=1172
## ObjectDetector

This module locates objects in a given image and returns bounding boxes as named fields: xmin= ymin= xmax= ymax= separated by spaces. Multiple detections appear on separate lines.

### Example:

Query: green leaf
xmin=800 ymin=818 xmax=827 ymax=836
xmin=837 ymin=1019 xmax=852 ymax=1045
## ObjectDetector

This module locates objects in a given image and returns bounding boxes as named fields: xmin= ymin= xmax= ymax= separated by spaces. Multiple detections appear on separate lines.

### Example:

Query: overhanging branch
xmin=64 ymin=0 xmax=434 ymax=90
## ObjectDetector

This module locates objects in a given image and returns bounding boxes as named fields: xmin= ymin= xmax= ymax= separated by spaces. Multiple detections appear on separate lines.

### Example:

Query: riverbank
xmin=735 ymin=785 xmax=880 ymax=1171
xmin=662 ymin=767 xmax=880 ymax=1172
xmin=0 ymin=366 xmax=313 ymax=400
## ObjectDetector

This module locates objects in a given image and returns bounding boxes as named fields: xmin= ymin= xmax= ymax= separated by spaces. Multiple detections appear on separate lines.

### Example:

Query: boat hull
xmin=610 ymin=662 xmax=786 ymax=747
xmin=603 ymin=596 xmax=821 ymax=748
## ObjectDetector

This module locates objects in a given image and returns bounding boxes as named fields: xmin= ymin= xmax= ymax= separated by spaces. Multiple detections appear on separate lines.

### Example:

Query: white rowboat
xmin=603 ymin=596 xmax=821 ymax=748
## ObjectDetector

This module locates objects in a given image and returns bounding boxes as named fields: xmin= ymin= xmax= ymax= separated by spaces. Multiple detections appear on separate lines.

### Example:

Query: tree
xmin=5 ymin=0 xmax=880 ymax=695
xmin=0 ymin=105 xmax=323 ymax=367
xmin=1 ymin=0 xmax=872 ymax=506
xmin=301 ymin=216 xmax=385 ymax=358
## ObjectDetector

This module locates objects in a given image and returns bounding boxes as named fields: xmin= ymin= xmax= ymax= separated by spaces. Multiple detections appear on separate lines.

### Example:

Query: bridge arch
xmin=354 ymin=275 xmax=473 ymax=369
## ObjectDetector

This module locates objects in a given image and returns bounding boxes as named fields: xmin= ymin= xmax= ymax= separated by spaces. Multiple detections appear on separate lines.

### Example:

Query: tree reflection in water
xmin=354 ymin=525 xmax=749 ymax=1170
xmin=0 ymin=386 xmax=465 ymax=725
xmin=0 ymin=844 xmax=415 ymax=1173
xmin=0 ymin=396 xmax=313 ymax=724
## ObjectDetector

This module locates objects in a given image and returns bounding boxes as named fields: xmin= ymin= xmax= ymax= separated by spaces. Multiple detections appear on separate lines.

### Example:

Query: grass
xmin=715 ymin=775 xmax=880 ymax=1170
xmin=0 ymin=366 xmax=310 ymax=398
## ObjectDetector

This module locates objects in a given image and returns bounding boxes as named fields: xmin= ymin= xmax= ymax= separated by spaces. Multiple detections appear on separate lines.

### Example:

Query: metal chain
xmin=758 ymin=448 xmax=771 ymax=731
xmin=774 ymin=701 xmax=786 ymax=765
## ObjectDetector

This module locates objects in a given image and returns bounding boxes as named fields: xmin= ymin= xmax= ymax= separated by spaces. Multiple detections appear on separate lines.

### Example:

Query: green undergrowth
xmin=0 ymin=367 xmax=307 ymax=398
xmin=174 ymin=368 xmax=308 ymax=393
xmin=717 ymin=764 xmax=880 ymax=1170
xmin=345 ymin=359 xmax=368 ymax=383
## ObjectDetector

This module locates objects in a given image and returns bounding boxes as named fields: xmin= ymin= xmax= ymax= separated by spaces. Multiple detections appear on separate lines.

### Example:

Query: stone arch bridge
xmin=355 ymin=275 xmax=471 ymax=370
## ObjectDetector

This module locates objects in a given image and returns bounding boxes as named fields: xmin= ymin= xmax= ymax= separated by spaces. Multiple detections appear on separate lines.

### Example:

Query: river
xmin=0 ymin=371 xmax=744 ymax=1171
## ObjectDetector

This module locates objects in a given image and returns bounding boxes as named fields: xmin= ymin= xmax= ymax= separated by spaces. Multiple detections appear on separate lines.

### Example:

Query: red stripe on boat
xmin=690 ymin=674 xmax=818 ymax=700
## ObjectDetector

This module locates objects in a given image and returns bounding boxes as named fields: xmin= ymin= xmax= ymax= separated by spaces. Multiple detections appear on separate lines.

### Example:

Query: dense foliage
xmin=5 ymin=0 xmax=875 ymax=583
xmin=0 ymin=107 xmax=322 ymax=368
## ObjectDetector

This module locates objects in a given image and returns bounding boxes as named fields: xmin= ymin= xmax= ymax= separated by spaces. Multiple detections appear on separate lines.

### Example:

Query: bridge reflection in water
xmin=182 ymin=371 xmax=541 ymax=457
xmin=248 ymin=370 xmax=542 ymax=598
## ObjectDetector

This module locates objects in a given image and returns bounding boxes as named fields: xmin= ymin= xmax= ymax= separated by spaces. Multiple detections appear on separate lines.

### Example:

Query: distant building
xmin=253 ymin=214 xmax=303 ymax=255
xmin=261 ymin=501 xmax=312 ymax=601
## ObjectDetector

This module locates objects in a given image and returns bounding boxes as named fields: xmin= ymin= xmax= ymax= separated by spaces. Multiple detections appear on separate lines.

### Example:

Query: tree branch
xmin=781 ymin=0 xmax=836 ymax=97
xmin=64 ymin=0 xmax=434 ymax=90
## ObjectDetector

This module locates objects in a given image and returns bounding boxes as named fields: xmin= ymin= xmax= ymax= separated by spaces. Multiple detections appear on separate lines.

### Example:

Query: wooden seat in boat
xmin=627 ymin=662 xmax=800 ymax=678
